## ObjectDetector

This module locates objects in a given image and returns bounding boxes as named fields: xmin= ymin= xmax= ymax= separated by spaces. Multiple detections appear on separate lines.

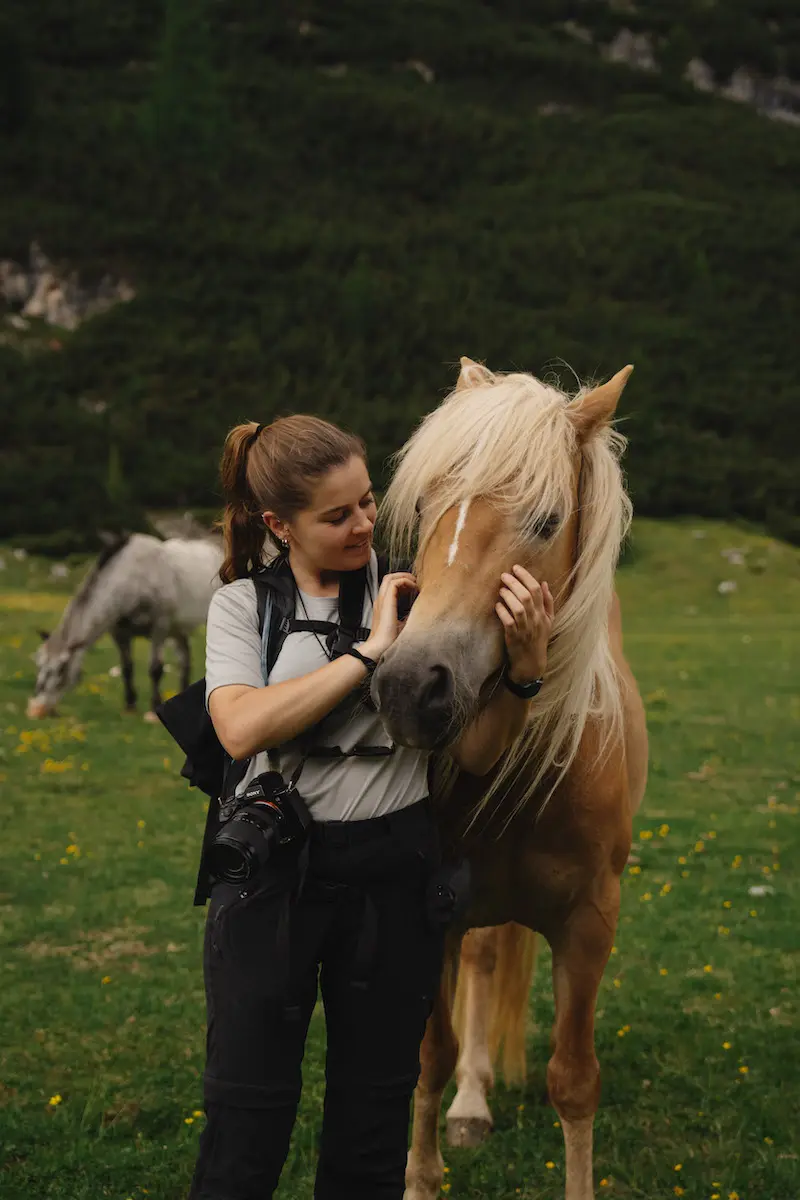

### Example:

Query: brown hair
xmin=218 ymin=415 xmax=367 ymax=583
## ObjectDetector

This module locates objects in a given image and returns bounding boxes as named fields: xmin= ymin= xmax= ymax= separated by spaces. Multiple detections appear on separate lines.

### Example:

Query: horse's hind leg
xmin=445 ymin=927 xmax=498 ymax=1147
xmin=546 ymin=881 xmax=619 ymax=1200
xmin=405 ymin=945 xmax=459 ymax=1200
xmin=143 ymin=627 xmax=167 ymax=722
xmin=173 ymin=631 xmax=191 ymax=693
xmin=111 ymin=625 xmax=136 ymax=712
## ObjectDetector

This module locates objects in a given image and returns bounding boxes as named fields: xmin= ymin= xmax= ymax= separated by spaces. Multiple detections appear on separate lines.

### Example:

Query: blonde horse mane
xmin=379 ymin=368 xmax=632 ymax=822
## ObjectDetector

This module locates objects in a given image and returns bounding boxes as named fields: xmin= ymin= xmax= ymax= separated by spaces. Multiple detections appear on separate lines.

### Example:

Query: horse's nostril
xmin=418 ymin=664 xmax=454 ymax=715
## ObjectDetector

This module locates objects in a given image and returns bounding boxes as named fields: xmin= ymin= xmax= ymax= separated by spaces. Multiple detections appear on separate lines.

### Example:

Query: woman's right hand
xmin=360 ymin=572 xmax=417 ymax=661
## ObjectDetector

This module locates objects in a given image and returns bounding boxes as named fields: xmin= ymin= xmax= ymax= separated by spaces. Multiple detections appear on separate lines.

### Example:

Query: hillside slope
xmin=1 ymin=1 xmax=798 ymax=549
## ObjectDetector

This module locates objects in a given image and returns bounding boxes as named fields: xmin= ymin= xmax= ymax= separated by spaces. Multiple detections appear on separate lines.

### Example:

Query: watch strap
xmin=502 ymin=665 xmax=543 ymax=699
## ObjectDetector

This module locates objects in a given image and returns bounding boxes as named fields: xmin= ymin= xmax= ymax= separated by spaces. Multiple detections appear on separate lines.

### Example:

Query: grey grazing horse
xmin=28 ymin=533 xmax=223 ymax=719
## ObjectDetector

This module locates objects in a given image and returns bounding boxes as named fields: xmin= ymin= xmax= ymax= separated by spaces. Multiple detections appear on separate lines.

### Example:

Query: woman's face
xmin=267 ymin=455 xmax=377 ymax=573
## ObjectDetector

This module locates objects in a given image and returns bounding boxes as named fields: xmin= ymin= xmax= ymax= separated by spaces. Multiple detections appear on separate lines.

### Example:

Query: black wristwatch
xmin=502 ymin=664 xmax=543 ymax=699
xmin=347 ymin=645 xmax=378 ymax=676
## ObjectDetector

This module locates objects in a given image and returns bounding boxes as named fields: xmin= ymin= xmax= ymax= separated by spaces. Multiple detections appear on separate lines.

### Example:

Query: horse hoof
xmin=142 ymin=710 xmax=159 ymax=723
xmin=446 ymin=1115 xmax=492 ymax=1148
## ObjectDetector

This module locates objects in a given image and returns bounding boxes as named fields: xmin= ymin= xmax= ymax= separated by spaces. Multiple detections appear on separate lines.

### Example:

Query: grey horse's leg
xmin=145 ymin=627 xmax=168 ymax=719
xmin=111 ymin=623 xmax=137 ymax=712
xmin=173 ymin=631 xmax=191 ymax=693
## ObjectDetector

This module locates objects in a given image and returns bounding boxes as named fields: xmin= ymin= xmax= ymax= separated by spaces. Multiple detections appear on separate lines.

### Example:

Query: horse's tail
xmin=452 ymin=923 xmax=538 ymax=1087
xmin=489 ymin=922 xmax=538 ymax=1085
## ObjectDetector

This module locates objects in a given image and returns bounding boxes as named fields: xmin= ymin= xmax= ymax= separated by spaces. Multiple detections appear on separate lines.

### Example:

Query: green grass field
xmin=1 ymin=519 xmax=798 ymax=1200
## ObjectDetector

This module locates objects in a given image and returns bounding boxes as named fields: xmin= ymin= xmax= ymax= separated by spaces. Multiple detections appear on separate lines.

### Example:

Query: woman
xmin=190 ymin=415 xmax=553 ymax=1199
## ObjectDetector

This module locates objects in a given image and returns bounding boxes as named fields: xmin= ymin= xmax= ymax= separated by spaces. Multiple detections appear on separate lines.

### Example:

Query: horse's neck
xmin=57 ymin=574 xmax=129 ymax=649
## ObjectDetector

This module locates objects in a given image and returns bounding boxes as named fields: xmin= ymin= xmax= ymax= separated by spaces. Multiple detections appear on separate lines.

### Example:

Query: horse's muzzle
xmin=372 ymin=654 xmax=457 ymax=750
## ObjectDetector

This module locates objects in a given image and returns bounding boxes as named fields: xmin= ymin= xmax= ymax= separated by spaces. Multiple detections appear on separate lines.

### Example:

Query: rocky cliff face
xmin=1 ymin=242 xmax=135 ymax=333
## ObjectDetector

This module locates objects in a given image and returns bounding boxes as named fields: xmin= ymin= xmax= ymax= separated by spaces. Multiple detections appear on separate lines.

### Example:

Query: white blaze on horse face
xmin=447 ymin=500 xmax=471 ymax=567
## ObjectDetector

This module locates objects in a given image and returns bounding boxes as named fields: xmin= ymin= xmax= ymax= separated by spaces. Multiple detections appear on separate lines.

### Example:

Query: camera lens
xmin=207 ymin=805 xmax=279 ymax=885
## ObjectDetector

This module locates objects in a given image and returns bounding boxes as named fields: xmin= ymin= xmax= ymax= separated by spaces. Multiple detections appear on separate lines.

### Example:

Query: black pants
xmin=189 ymin=799 xmax=444 ymax=1200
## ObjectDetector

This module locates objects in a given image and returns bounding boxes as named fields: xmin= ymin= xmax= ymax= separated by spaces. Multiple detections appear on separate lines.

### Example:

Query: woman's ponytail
xmin=216 ymin=414 xmax=367 ymax=584
xmin=218 ymin=423 xmax=270 ymax=584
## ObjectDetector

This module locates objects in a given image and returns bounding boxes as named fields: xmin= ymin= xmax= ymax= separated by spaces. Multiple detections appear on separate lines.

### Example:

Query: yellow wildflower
xmin=660 ymin=884 xmax=672 ymax=895
xmin=722 ymin=1041 xmax=732 ymax=1050
xmin=613 ymin=978 xmax=622 ymax=988
xmin=674 ymin=1189 xmax=684 ymax=1197
xmin=708 ymin=830 xmax=717 ymax=839
xmin=674 ymin=1163 xmax=683 ymax=1171
xmin=678 ymin=855 xmax=687 ymax=864
xmin=723 ymin=900 xmax=732 ymax=908
xmin=764 ymin=1136 xmax=773 ymax=1144
xmin=48 ymin=1094 xmax=62 ymax=1107
xmin=660 ymin=968 xmax=668 ymax=976
xmin=137 ymin=819 xmax=146 ymax=829
xmin=749 ymin=909 xmax=757 ymax=917
xmin=641 ymin=892 xmax=652 ymax=902
xmin=738 ymin=1065 xmax=749 ymax=1074
xmin=703 ymin=964 xmax=713 ymax=973
xmin=101 ymin=976 xmax=111 ymax=985
xmin=42 ymin=758 xmax=73 ymax=774
xmin=545 ymin=1161 xmax=555 ymax=1169
xmin=629 ymin=865 xmax=642 ymax=875
xmin=718 ymin=926 xmax=730 ymax=936
xmin=640 ymin=830 xmax=654 ymax=840
xmin=184 ymin=1117 xmax=194 ymax=1125
xmin=694 ymin=840 xmax=705 ymax=852
xmin=731 ymin=855 xmax=742 ymax=868
xmin=659 ymin=824 xmax=670 ymax=837
xmin=192 ymin=1110 xmax=203 ymax=1118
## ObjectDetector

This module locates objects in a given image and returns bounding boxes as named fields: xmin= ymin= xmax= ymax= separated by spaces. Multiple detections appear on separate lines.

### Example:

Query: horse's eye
xmin=534 ymin=513 xmax=560 ymax=541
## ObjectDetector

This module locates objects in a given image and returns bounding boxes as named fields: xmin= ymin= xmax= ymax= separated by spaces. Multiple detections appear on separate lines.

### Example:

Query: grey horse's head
xmin=28 ymin=632 xmax=86 ymax=718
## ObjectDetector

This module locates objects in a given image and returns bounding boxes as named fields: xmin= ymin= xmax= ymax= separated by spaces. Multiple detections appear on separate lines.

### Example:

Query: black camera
xmin=206 ymin=771 xmax=313 ymax=887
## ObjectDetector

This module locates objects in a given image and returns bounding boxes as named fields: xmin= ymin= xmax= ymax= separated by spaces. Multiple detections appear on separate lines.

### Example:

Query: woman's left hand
xmin=496 ymin=565 xmax=555 ymax=685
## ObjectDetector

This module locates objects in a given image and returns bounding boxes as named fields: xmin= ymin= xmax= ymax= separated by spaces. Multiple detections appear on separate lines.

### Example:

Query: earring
xmin=281 ymin=537 xmax=289 ymax=549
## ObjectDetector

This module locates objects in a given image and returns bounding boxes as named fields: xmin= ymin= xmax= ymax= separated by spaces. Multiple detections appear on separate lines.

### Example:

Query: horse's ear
xmin=38 ymin=629 xmax=49 ymax=642
xmin=570 ymin=365 xmax=633 ymax=438
xmin=456 ymin=356 xmax=495 ymax=391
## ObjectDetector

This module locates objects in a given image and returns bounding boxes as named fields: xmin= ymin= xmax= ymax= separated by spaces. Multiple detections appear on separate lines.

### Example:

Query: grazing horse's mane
xmin=379 ymin=369 xmax=632 ymax=820
xmin=46 ymin=535 xmax=131 ymax=650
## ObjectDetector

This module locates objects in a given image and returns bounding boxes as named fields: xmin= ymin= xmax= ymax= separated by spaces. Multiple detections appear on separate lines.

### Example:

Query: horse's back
xmin=160 ymin=538 xmax=223 ymax=628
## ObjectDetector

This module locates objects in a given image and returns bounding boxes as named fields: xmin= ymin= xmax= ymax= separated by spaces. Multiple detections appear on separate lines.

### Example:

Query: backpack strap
xmin=256 ymin=554 xmax=387 ymax=678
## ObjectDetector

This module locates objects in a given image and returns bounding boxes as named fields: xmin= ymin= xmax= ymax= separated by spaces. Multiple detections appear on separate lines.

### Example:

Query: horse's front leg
xmin=445 ymin=926 xmax=499 ymax=1147
xmin=546 ymin=879 xmax=619 ymax=1200
xmin=111 ymin=625 xmax=136 ymax=712
xmin=144 ymin=627 xmax=167 ymax=721
xmin=406 ymin=947 xmax=459 ymax=1200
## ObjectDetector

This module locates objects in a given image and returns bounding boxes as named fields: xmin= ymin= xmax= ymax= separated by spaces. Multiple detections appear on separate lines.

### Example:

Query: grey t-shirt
xmin=204 ymin=554 xmax=428 ymax=821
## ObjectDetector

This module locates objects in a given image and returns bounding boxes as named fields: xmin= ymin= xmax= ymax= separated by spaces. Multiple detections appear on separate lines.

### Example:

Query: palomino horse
xmin=29 ymin=533 xmax=222 ymax=720
xmin=373 ymin=358 xmax=648 ymax=1200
